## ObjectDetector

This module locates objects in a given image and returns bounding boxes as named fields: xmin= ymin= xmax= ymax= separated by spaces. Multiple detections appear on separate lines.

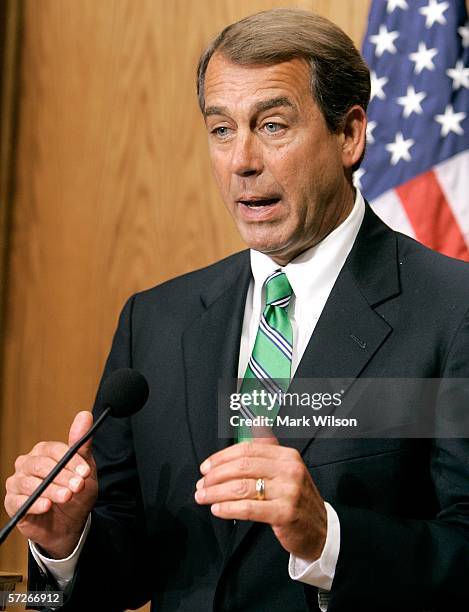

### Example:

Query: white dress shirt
xmin=31 ymin=190 xmax=366 ymax=596
xmin=238 ymin=190 xmax=365 ymax=591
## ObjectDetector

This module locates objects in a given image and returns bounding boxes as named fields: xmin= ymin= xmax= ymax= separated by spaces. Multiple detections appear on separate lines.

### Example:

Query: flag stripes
xmin=396 ymin=169 xmax=469 ymax=259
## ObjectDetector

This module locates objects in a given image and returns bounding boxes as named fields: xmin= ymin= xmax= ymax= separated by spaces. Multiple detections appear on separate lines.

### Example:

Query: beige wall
xmin=0 ymin=1 xmax=370 ymax=607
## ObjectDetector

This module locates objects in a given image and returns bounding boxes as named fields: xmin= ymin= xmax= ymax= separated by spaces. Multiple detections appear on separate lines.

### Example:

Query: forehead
xmin=203 ymin=53 xmax=313 ymax=113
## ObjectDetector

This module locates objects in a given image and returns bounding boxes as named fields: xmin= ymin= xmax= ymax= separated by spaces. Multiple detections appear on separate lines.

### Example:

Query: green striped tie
xmin=237 ymin=270 xmax=293 ymax=442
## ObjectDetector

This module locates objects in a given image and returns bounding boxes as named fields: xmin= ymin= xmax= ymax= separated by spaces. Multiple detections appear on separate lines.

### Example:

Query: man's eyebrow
xmin=254 ymin=96 xmax=296 ymax=113
xmin=203 ymin=97 xmax=296 ymax=118
xmin=204 ymin=105 xmax=228 ymax=118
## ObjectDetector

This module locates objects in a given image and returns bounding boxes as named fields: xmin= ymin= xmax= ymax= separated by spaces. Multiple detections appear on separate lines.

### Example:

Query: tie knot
xmin=265 ymin=270 xmax=292 ymax=308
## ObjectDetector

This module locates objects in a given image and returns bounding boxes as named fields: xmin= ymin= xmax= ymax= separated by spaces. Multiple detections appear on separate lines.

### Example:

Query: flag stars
xmin=362 ymin=0 xmax=467 ymax=207
xmin=385 ymin=132 xmax=415 ymax=165
xmin=434 ymin=105 xmax=466 ymax=137
xmin=446 ymin=60 xmax=469 ymax=90
xmin=366 ymin=121 xmax=377 ymax=144
xmin=370 ymin=71 xmax=389 ymax=101
xmin=397 ymin=86 xmax=427 ymax=118
xmin=386 ymin=0 xmax=408 ymax=13
xmin=369 ymin=25 xmax=399 ymax=57
xmin=459 ymin=22 xmax=469 ymax=48
xmin=419 ymin=0 xmax=449 ymax=29
xmin=409 ymin=42 xmax=438 ymax=74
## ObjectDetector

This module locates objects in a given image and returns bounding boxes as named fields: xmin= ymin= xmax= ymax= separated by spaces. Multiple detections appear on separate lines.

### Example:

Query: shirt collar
xmin=249 ymin=189 xmax=366 ymax=307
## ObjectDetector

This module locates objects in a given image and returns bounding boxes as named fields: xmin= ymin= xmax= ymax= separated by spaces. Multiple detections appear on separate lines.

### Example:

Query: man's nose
xmin=231 ymin=131 xmax=263 ymax=177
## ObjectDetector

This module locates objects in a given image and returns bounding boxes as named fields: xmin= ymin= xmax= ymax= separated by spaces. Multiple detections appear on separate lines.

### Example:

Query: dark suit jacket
xmin=29 ymin=206 xmax=469 ymax=611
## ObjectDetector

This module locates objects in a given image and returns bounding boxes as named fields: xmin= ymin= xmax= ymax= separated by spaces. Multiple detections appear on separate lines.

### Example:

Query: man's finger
xmin=16 ymin=456 xmax=77 ymax=483
xmin=198 ymin=456 xmax=286 ymax=488
xmin=195 ymin=477 xmax=289 ymax=505
xmin=200 ymin=441 xmax=299 ymax=474
xmin=210 ymin=499 xmax=288 ymax=525
xmin=29 ymin=442 xmax=90 ymax=477
xmin=7 ymin=473 xmax=84 ymax=499
xmin=68 ymin=411 xmax=94 ymax=460
xmin=5 ymin=493 xmax=51 ymax=517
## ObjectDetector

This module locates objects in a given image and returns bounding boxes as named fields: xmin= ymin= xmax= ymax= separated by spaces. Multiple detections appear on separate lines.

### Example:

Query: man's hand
xmin=4 ymin=411 xmax=98 ymax=559
xmin=195 ymin=437 xmax=327 ymax=561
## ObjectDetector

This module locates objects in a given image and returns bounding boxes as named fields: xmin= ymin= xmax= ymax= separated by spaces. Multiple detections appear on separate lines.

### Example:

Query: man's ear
xmin=340 ymin=105 xmax=367 ymax=169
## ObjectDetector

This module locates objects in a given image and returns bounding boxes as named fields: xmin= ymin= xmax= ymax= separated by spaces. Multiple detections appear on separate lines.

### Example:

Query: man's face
xmin=203 ymin=53 xmax=358 ymax=264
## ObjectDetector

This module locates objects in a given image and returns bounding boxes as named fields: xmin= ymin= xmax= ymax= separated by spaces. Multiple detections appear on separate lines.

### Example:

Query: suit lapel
xmin=183 ymin=250 xmax=251 ymax=464
xmin=229 ymin=205 xmax=402 ymax=555
xmin=278 ymin=266 xmax=393 ymax=454
xmin=290 ymin=204 xmax=400 ymax=392
xmin=183 ymin=251 xmax=251 ymax=551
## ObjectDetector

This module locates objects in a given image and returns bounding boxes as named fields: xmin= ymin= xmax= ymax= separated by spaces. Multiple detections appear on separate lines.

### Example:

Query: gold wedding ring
xmin=255 ymin=478 xmax=266 ymax=501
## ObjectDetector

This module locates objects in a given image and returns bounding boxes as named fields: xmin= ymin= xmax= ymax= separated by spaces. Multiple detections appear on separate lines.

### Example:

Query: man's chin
xmin=241 ymin=236 xmax=284 ymax=255
xmin=241 ymin=231 xmax=313 ymax=264
xmin=236 ymin=222 xmax=298 ymax=260
xmin=242 ymin=237 xmax=291 ymax=261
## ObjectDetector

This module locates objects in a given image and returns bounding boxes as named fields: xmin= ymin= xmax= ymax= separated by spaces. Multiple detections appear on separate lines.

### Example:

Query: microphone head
xmin=97 ymin=368 xmax=149 ymax=418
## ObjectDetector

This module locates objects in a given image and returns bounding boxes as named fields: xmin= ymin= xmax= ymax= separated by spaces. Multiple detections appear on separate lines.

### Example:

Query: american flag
xmin=358 ymin=0 xmax=469 ymax=260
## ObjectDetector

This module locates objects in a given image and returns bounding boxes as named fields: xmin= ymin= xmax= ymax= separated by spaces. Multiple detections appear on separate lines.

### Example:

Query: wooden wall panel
xmin=0 ymin=1 xmax=370 ymax=607
xmin=0 ymin=0 xmax=21 ymax=360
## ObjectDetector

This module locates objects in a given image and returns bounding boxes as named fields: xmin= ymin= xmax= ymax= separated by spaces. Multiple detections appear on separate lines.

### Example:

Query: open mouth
xmin=238 ymin=198 xmax=280 ymax=208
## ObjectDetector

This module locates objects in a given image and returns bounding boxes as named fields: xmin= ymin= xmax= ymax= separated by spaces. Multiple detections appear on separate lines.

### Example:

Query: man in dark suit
xmin=5 ymin=8 xmax=469 ymax=612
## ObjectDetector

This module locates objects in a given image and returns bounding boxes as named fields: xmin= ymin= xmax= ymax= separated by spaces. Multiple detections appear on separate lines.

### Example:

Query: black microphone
xmin=0 ymin=368 xmax=149 ymax=546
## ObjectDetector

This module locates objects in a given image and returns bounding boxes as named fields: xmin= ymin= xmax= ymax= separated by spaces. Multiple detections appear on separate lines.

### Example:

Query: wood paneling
xmin=0 ymin=1 xmax=370 ymax=607
xmin=0 ymin=0 xmax=21 ymax=350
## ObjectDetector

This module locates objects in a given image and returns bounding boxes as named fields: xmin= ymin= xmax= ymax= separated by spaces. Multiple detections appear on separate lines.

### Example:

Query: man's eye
xmin=262 ymin=122 xmax=283 ymax=134
xmin=212 ymin=126 xmax=231 ymax=138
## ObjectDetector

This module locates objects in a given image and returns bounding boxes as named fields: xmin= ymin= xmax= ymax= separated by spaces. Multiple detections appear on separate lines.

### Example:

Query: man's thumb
xmin=68 ymin=410 xmax=94 ymax=457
